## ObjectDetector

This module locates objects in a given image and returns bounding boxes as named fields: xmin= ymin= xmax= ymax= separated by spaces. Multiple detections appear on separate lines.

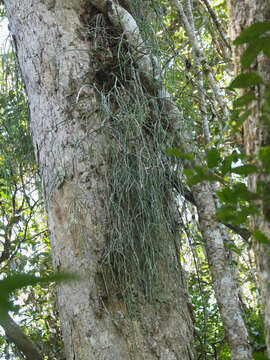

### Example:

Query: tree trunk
xmin=171 ymin=1 xmax=251 ymax=358
xmin=192 ymin=181 xmax=251 ymax=360
xmin=228 ymin=0 xmax=270 ymax=355
xmin=3 ymin=1 xmax=195 ymax=359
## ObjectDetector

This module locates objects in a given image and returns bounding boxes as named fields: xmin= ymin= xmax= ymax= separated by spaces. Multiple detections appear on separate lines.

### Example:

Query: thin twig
xmin=200 ymin=0 xmax=231 ymax=51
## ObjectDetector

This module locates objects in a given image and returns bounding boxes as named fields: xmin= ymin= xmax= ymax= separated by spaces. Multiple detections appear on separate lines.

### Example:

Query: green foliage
xmin=259 ymin=147 xmax=270 ymax=173
xmin=168 ymin=19 xmax=270 ymax=359
xmin=232 ymin=21 xmax=270 ymax=74
xmin=233 ymin=92 xmax=256 ymax=108
xmin=187 ymin=240 xmax=230 ymax=359
xmin=253 ymin=354 xmax=270 ymax=360
xmin=233 ymin=22 xmax=270 ymax=45
xmin=230 ymin=164 xmax=258 ymax=175
xmin=219 ymin=183 xmax=257 ymax=202
xmin=206 ymin=148 xmax=221 ymax=169
xmin=241 ymin=36 xmax=270 ymax=70
xmin=166 ymin=148 xmax=194 ymax=161
xmin=229 ymin=72 xmax=263 ymax=89
xmin=243 ymin=306 xmax=266 ymax=357
xmin=196 ymin=21 xmax=270 ymax=236
xmin=253 ymin=230 xmax=270 ymax=245
xmin=0 ymin=272 xmax=76 ymax=321
xmin=184 ymin=166 xmax=219 ymax=186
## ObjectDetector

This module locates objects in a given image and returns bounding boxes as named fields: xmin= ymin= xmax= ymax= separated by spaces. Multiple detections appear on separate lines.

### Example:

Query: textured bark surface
xmin=171 ymin=1 xmax=251 ymax=358
xmin=3 ymin=1 xmax=195 ymax=359
xmin=192 ymin=182 xmax=251 ymax=360
xmin=228 ymin=0 xmax=270 ymax=355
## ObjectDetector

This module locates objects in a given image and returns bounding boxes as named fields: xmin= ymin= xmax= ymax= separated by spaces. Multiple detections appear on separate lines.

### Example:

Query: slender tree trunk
xmin=228 ymin=0 xmax=270 ymax=355
xmin=3 ymin=1 xmax=195 ymax=359
xmin=192 ymin=182 xmax=251 ymax=360
xmin=171 ymin=1 xmax=251 ymax=358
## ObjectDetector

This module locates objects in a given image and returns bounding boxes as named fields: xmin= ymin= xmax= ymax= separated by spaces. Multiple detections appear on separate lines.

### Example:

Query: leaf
xmin=0 ymin=272 xmax=76 ymax=293
xmin=253 ymin=353 xmax=270 ymax=360
xmin=229 ymin=73 xmax=263 ymax=89
xmin=233 ymin=92 xmax=256 ymax=108
xmin=218 ymin=187 xmax=238 ymax=204
xmin=253 ymin=354 xmax=270 ymax=360
xmin=216 ymin=205 xmax=236 ymax=222
xmin=0 ymin=272 xmax=77 ymax=321
xmin=184 ymin=166 xmax=218 ymax=185
xmin=183 ymin=168 xmax=194 ymax=177
xmin=220 ymin=156 xmax=232 ymax=175
xmin=187 ymin=173 xmax=219 ymax=186
xmin=241 ymin=40 xmax=264 ymax=69
xmin=232 ymin=109 xmax=252 ymax=131
xmin=8 ymin=90 xmax=15 ymax=101
xmin=234 ymin=183 xmax=258 ymax=201
xmin=233 ymin=22 xmax=270 ymax=45
xmin=187 ymin=175 xmax=204 ymax=186
xmin=262 ymin=87 xmax=270 ymax=116
xmin=253 ymin=230 xmax=270 ymax=245
xmin=264 ymin=85 xmax=270 ymax=107
xmin=206 ymin=148 xmax=221 ymax=168
xmin=231 ymin=164 xmax=258 ymax=175
xmin=240 ymin=36 xmax=270 ymax=69
xmin=253 ymin=352 xmax=270 ymax=360
xmin=231 ymin=150 xmax=246 ymax=162
xmin=262 ymin=114 xmax=270 ymax=126
xmin=166 ymin=148 xmax=194 ymax=161
xmin=225 ymin=242 xmax=241 ymax=256
xmin=262 ymin=36 xmax=270 ymax=58
xmin=6 ymin=215 xmax=20 ymax=230
xmin=194 ymin=166 xmax=207 ymax=176
xmin=218 ymin=183 xmax=258 ymax=204
xmin=259 ymin=146 xmax=270 ymax=173
xmin=234 ymin=206 xmax=259 ymax=225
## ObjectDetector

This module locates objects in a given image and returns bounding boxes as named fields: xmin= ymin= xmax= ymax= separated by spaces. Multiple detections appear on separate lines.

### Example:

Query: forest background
xmin=0 ymin=0 xmax=269 ymax=359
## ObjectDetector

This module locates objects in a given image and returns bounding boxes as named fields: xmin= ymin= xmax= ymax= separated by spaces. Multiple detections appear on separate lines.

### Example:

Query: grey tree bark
xmin=0 ymin=314 xmax=42 ymax=360
xmin=191 ymin=181 xmax=251 ymax=360
xmin=170 ymin=1 xmax=252 ymax=359
xmin=228 ymin=0 xmax=270 ymax=356
xmin=3 ymin=1 xmax=195 ymax=359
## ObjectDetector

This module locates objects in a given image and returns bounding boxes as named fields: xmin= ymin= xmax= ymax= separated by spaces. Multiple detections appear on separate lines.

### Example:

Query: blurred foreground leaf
xmin=0 ymin=272 xmax=77 ymax=321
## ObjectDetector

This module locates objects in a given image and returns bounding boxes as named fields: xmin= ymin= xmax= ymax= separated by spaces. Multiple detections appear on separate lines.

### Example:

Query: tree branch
xmin=0 ymin=314 xmax=42 ymax=360
xmin=172 ymin=0 xmax=230 ymax=126
xmin=200 ymin=0 xmax=231 ymax=51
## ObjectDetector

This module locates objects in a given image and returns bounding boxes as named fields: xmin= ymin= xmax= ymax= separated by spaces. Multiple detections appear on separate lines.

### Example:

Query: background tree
xmin=228 ymin=0 xmax=270 ymax=356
